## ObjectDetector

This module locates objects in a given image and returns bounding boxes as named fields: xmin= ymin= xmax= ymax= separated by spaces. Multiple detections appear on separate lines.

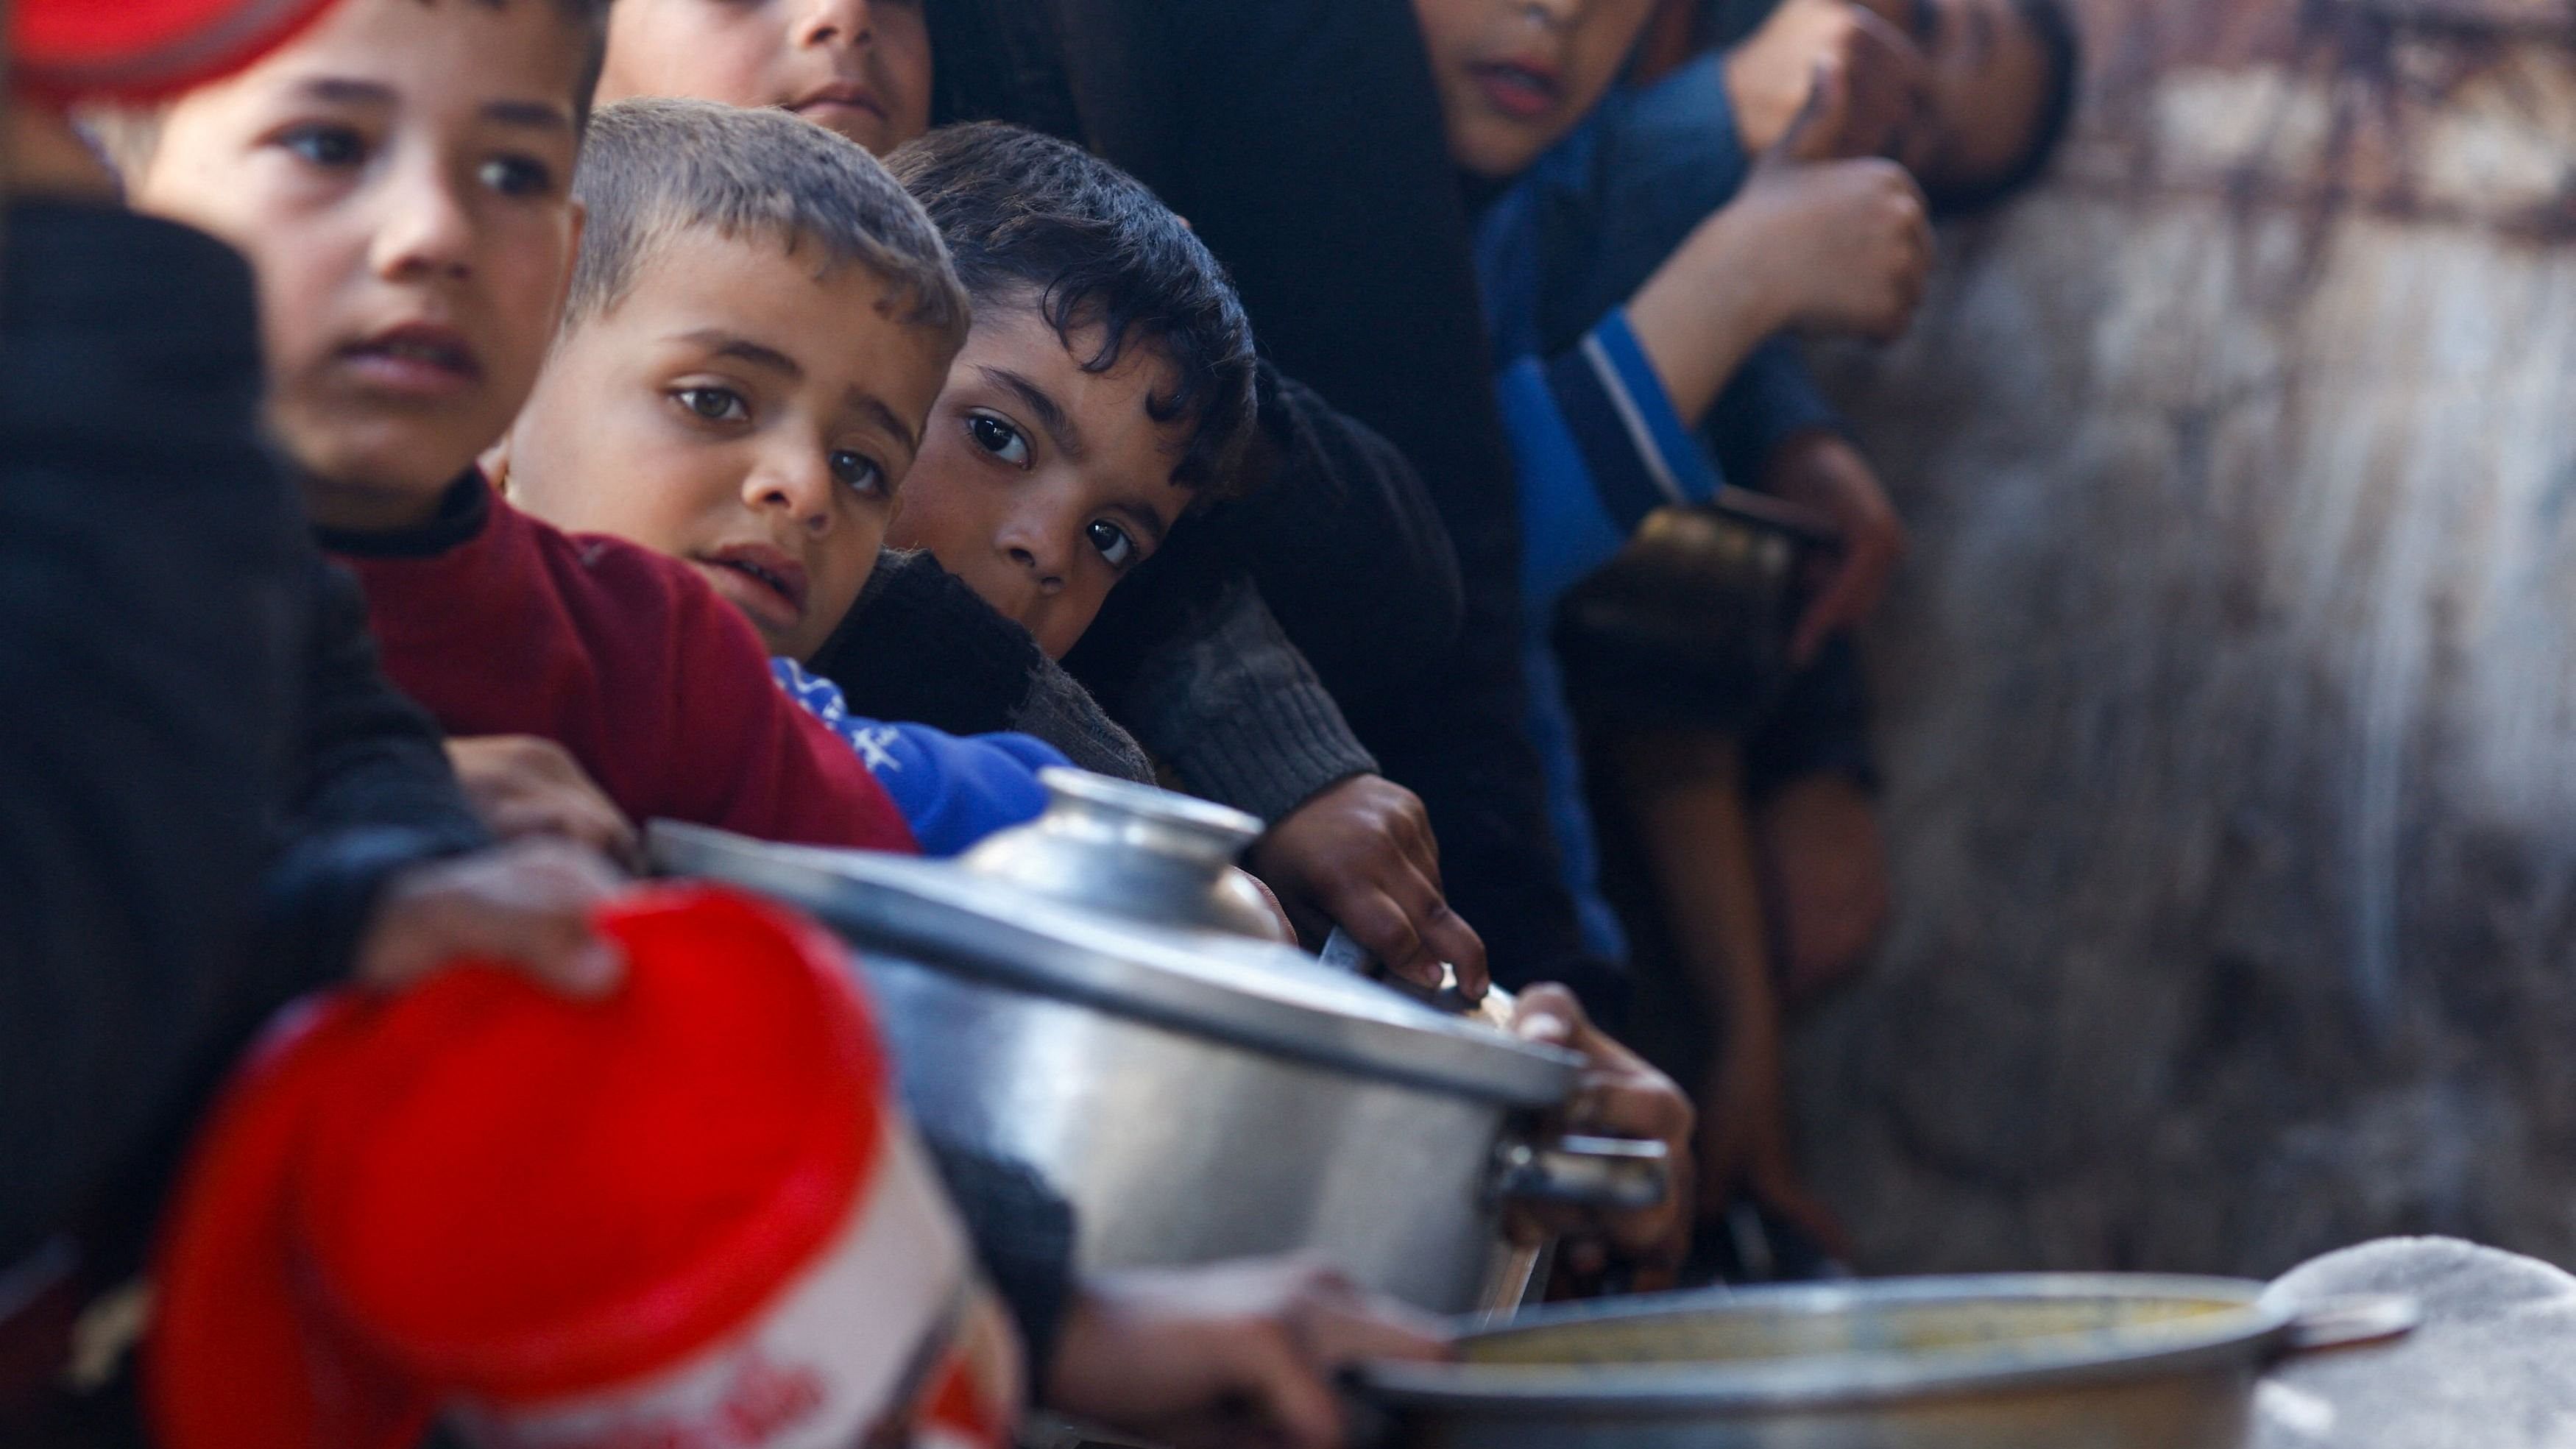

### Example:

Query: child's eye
xmin=1086 ymin=518 xmax=1136 ymax=570
xmin=479 ymin=154 xmax=556 ymax=199
xmin=830 ymin=450 xmax=885 ymax=497
xmin=966 ymin=411 xmax=1030 ymax=467
xmin=278 ymin=122 xmax=367 ymax=169
xmin=674 ymin=386 xmax=750 ymax=424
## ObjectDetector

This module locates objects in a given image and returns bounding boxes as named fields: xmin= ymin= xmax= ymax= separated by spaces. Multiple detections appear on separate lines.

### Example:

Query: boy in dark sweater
xmin=848 ymin=120 xmax=1490 ymax=996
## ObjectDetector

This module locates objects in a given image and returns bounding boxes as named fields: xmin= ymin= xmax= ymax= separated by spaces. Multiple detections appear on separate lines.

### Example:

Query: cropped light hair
xmin=564 ymin=97 xmax=969 ymax=348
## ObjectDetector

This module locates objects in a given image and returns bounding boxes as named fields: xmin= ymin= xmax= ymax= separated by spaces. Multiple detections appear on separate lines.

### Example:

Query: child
xmin=596 ymin=0 xmax=933 ymax=156
xmin=583 ymin=6 xmax=1490 ymax=995
xmin=491 ymin=96 xmax=1078 ymax=857
xmin=115 ymin=0 xmax=922 ymax=858
xmin=117 ymin=16 xmax=1466 ymax=1437
xmin=1412 ymin=0 xmax=1940 ymax=1274
xmin=1695 ymin=0 xmax=2078 ymax=212
xmin=868 ymin=120 xmax=1493 ymax=993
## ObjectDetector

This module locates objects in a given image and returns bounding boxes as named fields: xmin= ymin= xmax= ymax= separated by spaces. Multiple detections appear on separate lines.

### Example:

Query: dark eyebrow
xmin=673 ymin=329 xmax=804 ymax=381
xmin=294 ymin=77 xmax=396 ymax=107
xmin=976 ymin=365 xmax=1085 ymax=464
xmin=483 ymin=99 xmax=576 ymax=132
xmin=848 ymin=390 xmax=921 ymax=458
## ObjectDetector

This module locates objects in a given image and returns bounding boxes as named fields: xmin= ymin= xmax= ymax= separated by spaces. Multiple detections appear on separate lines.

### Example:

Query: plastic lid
xmin=651 ymin=823 xmax=1582 ymax=1108
xmin=148 ymin=886 xmax=885 ymax=1449
xmin=13 ymin=0 xmax=343 ymax=102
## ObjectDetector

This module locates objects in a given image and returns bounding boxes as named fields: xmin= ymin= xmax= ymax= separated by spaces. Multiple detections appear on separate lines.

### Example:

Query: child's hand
xmin=1766 ymin=431 xmax=1908 ymax=662
xmin=1505 ymin=985 xmax=1696 ymax=1283
xmin=1722 ymin=63 xmax=1934 ymax=344
xmin=1724 ymin=0 xmax=1929 ymax=161
xmin=353 ymin=838 xmax=624 ymax=997
xmin=1245 ymin=774 xmax=1490 ymax=999
xmin=446 ymin=734 xmax=644 ymax=873
xmin=1044 ymin=1255 xmax=1448 ymax=1449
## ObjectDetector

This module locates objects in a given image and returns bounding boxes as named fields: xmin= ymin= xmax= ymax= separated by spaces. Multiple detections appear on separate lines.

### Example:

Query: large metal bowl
xmin=1354 ymin=1275 xmax=2414 ymax=1448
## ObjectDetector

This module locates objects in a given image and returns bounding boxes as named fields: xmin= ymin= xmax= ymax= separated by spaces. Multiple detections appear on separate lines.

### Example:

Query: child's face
xmin=1412 ymin=0 xmax=1655 ymax=179
xmin=501 ymin=228 xmax=952 ymax=661
xmin=888 ymin=303 xmax=1195 ymax=660
xmin=1868 ymin=0 xmax=2052 ymax=194
xmin=595 ymin=0 xmax=931 ymax=157
xmin=128 ymin=0 xmax=588 ymax=529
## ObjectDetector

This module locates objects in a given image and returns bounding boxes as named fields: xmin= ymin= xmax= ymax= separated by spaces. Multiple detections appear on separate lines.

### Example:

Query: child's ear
xmin=481 ymin=435 xmax=514 ymax=495
xmin=542 ymin=196 xmax=587 ymax=334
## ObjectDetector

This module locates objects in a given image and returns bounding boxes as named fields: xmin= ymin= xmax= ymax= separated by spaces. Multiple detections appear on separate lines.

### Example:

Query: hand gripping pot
xmin=651 ymin=814 xmax=1670 ymax=1317
xmin=146 ymin=885 xmax=1022 ymax=1449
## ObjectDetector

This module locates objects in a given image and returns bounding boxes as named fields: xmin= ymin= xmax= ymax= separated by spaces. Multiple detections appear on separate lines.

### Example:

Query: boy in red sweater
xmin=110 ymin=0 xmax=919 ymax=856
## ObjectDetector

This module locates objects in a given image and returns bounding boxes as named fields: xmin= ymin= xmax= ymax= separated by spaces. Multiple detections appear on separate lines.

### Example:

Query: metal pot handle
xmin=2279 ymin=1294 xmax=2418 ymax=1356
xmin=1492 ymin=1135 xmax=1670 ymax=1211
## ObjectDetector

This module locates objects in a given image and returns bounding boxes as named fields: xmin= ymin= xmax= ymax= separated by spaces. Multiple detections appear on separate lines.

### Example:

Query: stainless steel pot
xmin=960 ymin=768 xmax=1284 ymax=940
xmin=649 ymin=818 xmax=1666 ymax=1314
xmin=1352 ymin=1275 xmax=2416 ymax=1449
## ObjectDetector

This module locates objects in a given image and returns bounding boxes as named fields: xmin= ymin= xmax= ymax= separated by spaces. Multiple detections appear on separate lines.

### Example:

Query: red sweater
xmin=322 ymin=475 xmax=917 ymax=854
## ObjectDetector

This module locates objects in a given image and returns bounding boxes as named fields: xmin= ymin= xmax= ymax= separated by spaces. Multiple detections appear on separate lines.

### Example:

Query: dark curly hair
xmin=886 ymin=122 xmax=1260 ymax=502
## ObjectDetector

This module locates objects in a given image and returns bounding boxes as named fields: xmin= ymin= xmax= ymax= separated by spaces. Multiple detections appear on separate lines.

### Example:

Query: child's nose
xmin=798 ymin=0 xmax=878 ymax=47
xmin=747 ymin=461 xmax=835 ymax=534
xmin=371 ymin=164 xmax=477 ymax=281
xmin=997 ymin=523 xmax=1068 ymax=596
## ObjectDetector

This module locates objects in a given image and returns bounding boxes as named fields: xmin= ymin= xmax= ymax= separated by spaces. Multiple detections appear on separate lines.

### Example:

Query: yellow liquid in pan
xmin=1459 ymin=1297 xmax=2245 ymax=1370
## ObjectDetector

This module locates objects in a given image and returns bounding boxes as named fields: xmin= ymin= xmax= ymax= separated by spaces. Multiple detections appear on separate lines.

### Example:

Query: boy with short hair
xmin=491 ymin=96 xmax=1083 ymax=857
xmin=117 ymin=0 xmax=921 ymax=857
xmin=1412 ymin=0 xmax=1948 ymax=1275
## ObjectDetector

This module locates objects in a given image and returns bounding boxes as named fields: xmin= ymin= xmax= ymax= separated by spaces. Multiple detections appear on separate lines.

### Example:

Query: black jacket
xmin=0 ymin=204 xmax=487 ymax=1280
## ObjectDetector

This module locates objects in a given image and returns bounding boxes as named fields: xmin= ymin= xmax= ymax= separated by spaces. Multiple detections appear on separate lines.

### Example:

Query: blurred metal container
xmin=1354 ymin=1274 xmax=2413 ymax=1448
xmin=651 ymin=802 xmax=1665 ymax=1314
xmin=1552 ymin=490 xmax=1836 ymax=736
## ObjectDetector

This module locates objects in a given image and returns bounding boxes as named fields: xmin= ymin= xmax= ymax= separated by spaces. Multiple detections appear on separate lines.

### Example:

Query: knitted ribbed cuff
xmin=1156 ymin=673 xmax=1379 ymax=829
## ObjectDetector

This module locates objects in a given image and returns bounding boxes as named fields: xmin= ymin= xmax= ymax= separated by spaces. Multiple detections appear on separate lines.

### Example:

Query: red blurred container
xmin=11 ymin=0 xmax=341 ymax=103
xmin=146 ymin=885 xmax=1019 ymax=1449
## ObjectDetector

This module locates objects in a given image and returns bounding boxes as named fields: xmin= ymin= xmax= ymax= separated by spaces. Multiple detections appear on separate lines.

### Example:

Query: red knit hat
xmin=146 ymin=884 xmax=1018 ymax=1449
xmin=11 ymin=0 xmax=344 ymax=103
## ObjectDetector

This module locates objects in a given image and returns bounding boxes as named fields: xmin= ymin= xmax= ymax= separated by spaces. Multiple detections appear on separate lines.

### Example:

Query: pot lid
xmin=650 ymin=822 xmax=1579 ymax=1108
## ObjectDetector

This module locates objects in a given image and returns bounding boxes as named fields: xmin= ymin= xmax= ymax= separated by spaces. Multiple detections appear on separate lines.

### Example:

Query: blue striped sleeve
xmin=1504 ymin=308 xmax=1724 ymax=616
xmin=772 ymin=657 xmax=1064 ymax=857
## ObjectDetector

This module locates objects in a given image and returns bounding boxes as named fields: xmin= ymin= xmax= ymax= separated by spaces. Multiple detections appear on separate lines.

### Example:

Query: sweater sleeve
xmin=250 ymin=557 xmax=492 ymax=1001
xmin=1174 ymin=361 xmax=1466 ymax=700
xmin=921 ymin=1136 xmax=1077 ymax=1397
xmin=1504 ymin=307 xmax=1727 ymax=617
xmin=772 ymin=659 xmax=1062 ymax=857
xmin=329 ymin=492 xmax=920 ymax=857
xmin=0 ymin=203 xmax=308 ymax=1266
xmin=1106 ymin=574 xmax=1379 ymax=827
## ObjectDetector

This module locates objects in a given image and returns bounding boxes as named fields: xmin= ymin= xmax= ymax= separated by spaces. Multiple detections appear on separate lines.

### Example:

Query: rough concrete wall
xmin=1797 ymin=0 xmax=2576 ymax=1275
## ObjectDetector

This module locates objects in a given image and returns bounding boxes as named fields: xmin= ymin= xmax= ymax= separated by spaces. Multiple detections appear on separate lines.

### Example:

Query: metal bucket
xmin=1354 ymin=1275 xmax=2413 ymax=1448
